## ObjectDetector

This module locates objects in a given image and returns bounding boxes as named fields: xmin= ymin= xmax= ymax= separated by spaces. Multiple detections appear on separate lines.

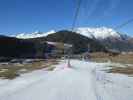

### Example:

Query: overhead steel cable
xmin=114 ymin=18 xmax=133 ymax=30
xmin=71 ymin=0 xmax=82 ymax=31
xmin=68 ymin=0 xmax=133 ymax=67
xmin=67 ymin=0 xmax=82 ymax=67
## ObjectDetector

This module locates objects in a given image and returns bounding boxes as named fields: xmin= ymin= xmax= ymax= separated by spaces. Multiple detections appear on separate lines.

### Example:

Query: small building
xmin=45 ymin=41 xmax=72 ymax=58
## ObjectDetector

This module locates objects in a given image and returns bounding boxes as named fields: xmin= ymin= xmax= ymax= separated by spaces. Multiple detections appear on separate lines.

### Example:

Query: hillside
xmin=45 ymin=30 xmax=107 ymax=53
xmin=0 ymin=36 xmax=34 ymax=58
xmin=0 ymin=35 xmax=47 ymax=59
xmin=73 ymin=27 xmax=133 ymax=52
xmin=14 ymin=27 xmax=133 ymax=52
xmin=0 ymin=32 xmax=107 ymax=59
xmin=99 ymin=38 xmax=133 ymax=52
xmin=28 ymin=31 xmax=107 ymax=54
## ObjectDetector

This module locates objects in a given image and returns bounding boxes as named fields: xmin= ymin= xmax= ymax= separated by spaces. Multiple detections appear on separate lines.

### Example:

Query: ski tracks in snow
xmin=1 ymin=60 xmax=132 ymax=100
xmin=0 ymin=60 xmax=102 ymax=100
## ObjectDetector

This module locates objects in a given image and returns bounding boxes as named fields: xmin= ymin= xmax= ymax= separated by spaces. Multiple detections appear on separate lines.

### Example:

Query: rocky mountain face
xmin=72 ymin=27 xmax=133 ymax=52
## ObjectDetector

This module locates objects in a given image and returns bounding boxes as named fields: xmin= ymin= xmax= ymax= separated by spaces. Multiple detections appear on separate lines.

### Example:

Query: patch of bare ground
xmin=90 ymin=52 xmax=133 ymax=64
xmin=0 ymin=59 xmax=59 ymax=79
xmin=107 ymin=66 xmax=133 ymax=76
xmin=90 ymin=52 xmax=133 ymax=76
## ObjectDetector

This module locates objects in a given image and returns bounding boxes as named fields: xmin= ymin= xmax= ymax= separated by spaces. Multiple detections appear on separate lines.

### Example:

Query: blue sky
xmin=0 ymin=0 xmax=133 ymax=36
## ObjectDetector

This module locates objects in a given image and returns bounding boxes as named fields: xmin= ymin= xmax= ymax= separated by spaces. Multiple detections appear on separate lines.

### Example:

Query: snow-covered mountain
xmin=15 ymin=30 xmax=55 ymax=39
xmin=15 ymin=27 xmax=129 ymax=40
xmin=6 ymin=27 xmax=133 ymax=51
xmin=73 ymin=27 xmax=128 ymax=40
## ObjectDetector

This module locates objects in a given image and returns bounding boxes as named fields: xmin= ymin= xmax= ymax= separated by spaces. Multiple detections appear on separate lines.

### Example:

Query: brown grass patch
xmin=90 ymin=52 xmax=133 ymax=64
xmin=108 ymin=67 xmax=133 ymax=76
xmin=0 ymin=59 xmax=59 ymax=79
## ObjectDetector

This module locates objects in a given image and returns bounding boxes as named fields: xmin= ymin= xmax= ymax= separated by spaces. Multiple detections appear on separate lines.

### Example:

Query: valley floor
xmin=0 ymin=60 xmax=133 ymax=100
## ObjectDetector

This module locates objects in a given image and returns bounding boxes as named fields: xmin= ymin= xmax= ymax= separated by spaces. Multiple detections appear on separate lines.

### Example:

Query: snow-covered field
xmin=0 ymin=60 xmax=133 ymax=100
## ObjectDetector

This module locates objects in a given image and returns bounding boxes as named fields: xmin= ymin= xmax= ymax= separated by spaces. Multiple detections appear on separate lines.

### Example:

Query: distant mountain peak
xmin=15 ymin=30 xmax=55 ymax=39
xmin=73 ymin=27 xmax=128 ymax=40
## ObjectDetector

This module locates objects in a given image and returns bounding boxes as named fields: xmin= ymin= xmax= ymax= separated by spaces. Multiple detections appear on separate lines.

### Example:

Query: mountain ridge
xmin=14 ymin=27 xmax=130 ymax=40
xmin=8 ymin=27 xmax=133 ymax=52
